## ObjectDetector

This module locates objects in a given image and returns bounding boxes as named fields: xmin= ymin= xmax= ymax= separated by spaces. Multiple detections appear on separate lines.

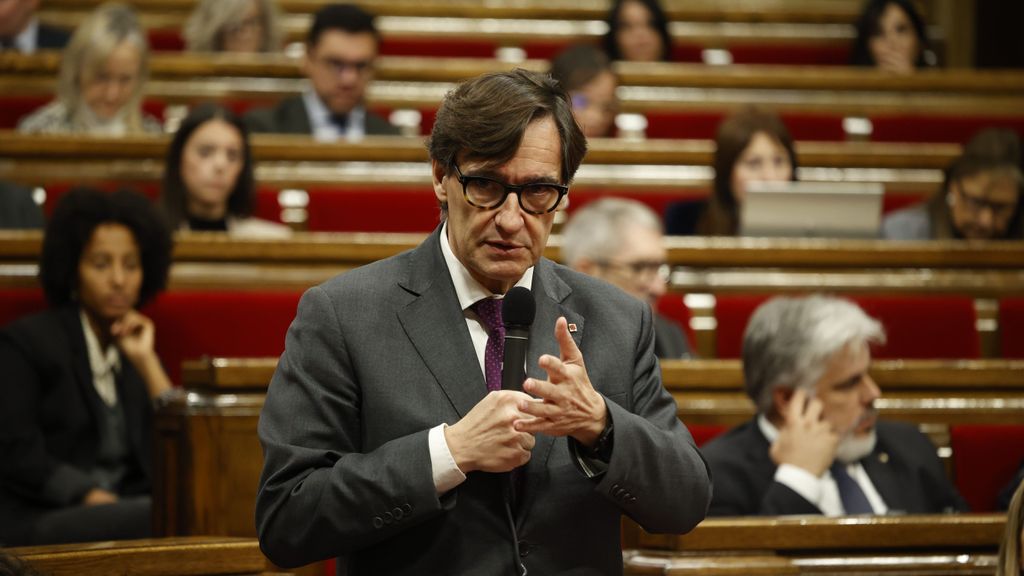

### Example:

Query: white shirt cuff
xmin=428 ymin=423 xmax=466 ymax=495
xmin=774 ymin=463 xmax=825 ymax=507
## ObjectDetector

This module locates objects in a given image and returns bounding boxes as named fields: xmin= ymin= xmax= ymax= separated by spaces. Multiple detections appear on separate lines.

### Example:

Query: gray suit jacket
xmin=256 ymin=226 xmax=711 ymax=575
xmin=244 ymin=95 xmax=401 ymax=136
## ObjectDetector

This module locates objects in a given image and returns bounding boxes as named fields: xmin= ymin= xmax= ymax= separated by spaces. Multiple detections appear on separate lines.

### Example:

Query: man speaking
xmin=255 ymin=69 xmax=711 ymax=575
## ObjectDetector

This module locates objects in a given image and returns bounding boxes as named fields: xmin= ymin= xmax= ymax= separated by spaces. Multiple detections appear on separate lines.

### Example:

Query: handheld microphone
xmin=501 ymin=286 xmax=535 ymax=392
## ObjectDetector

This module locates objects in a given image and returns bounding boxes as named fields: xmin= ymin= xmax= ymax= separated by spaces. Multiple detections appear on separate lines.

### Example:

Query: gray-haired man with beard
xmin=702 ymin=295 xmax=967 ymax=516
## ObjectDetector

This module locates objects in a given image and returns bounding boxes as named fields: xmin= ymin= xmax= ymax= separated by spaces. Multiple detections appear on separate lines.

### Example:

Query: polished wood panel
xmin=6 ymin=52 xmax=1019 ymax=95
xmin=6 ymin=537 xmax=273 ymax=576
xmin=41 ymin=0 xmax=866 ymax=23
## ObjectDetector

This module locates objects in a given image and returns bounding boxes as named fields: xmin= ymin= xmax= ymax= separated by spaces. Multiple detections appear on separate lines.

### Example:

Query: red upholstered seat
xmin=0 ymin=289 xmax=47 ymax=328
xmin=655 ymin=293 xmax=697 ymax=352
xmin=643 ymin=111 xmax=845 ymax=141
xmin=0 ymin=95 xmax=50 ymax=129
xmin=870 ymin=116 xmax=1024 ymax=144
xmin=714 ymin=295 xmax=979 ymax=359
xmin=999 ymin=298 xmax=1024 ymax=358
xmin=145 ymin=291 xmax=302 ymax=385
xmin=951 ymin=424 xmax=1024 ymax=512
xmin=687 ymin=424 xmax=728 ymax=447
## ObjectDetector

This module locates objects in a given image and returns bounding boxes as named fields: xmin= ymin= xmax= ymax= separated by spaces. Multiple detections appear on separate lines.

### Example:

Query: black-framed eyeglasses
xmin=452 ymin=163 xmax=568 ymax=215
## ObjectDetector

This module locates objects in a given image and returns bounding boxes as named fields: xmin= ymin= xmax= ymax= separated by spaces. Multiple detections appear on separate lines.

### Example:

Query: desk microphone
xmin=501 ymin=287 xmax=535 ymax=392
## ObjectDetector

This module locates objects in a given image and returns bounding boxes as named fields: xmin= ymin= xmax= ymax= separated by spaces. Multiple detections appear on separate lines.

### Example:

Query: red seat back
xmin=999 ymin=298 xmax=1024 ymax=358
xmin=714 ymin=294 xmax=979 ymax=359
xmin=0 ymin=289 xmax=47 ymax=328
xmin=145 ymin=291 xmax=302 ymax=385
xmin=951 ymin=425 xmax=1024 ymax=512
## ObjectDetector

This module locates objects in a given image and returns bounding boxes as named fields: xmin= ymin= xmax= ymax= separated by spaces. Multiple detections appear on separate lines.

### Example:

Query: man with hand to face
xmin=702 ymin=294 xmax=967 ymax=517
xmin=256 ymin=69 xmax=711 ymax=575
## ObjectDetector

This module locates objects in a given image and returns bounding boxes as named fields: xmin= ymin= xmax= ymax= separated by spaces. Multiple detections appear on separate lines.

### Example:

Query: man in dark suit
xmin=0 ymin=181 xmax=44 ymax=229
xmin=256 ymin=69 xmax=711 ymax=575
xmin=561 ymin=197 xmax=695 ymax=359
xmin=0 ymin=0 xmax=70 ymax=53
xmin=702 ymin=294 xmax=968 ymax=516
xmin=244 ymin=4 xmax=400 ymax=140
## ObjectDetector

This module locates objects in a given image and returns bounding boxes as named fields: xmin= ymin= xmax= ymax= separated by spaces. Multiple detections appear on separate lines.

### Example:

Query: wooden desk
xmin=6 ymin=536 xmax=273 ymax=576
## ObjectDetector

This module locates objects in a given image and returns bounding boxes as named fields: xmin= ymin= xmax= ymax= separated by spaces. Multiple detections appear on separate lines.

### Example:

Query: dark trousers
xmin=26 ymin=495 xmax=151 ymax=545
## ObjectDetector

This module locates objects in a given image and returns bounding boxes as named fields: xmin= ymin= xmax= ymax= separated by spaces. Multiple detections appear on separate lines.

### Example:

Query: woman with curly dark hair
xmin=0 ymin=188 xmax=173 ymax=546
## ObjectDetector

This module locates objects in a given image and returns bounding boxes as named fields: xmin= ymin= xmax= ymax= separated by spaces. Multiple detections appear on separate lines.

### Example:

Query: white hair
xmin=742 ymin=294 xmax=886 ymax=414
xmin=184 ymin=0 xmax=283 ymax=52
xmin=560 ymin=198 xmax=662 ymax=267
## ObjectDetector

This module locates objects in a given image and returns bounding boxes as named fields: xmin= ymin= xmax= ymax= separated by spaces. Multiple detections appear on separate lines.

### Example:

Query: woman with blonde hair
xmin=183 ymin=0 xmax=283 ymax=53
xmin=17 ymin=3 xmax=160 ymax=135
xmin=997 ymin=478 xmax=1024 ymax=576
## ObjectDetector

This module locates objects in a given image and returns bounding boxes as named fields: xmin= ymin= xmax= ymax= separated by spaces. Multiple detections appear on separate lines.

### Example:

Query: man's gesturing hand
xmin=516 ymin=317 xmax=607 ymax=448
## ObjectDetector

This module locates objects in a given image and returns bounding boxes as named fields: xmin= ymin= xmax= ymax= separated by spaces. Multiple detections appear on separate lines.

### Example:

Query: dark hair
xmin=427 ymin=68 xmax=587 ymax=187
xmin=40 ymin=188 xmax=173 ymax=308
xmin=602 ymin=0 xmax=672 ymax=62
xmin=850 ymin=0 xmax=934 ymax=68
xmin=698 ymin=107 xmax=798 ymax=236
xmin=550 ymin=44 xmax=614 ymax=93
xmin=930 ymin=127 xmax=1024 ymax=239
xmin=307 ymin=3 xmax=379 ymax=47
xmin=161 ymin=103 xmax=255 ymax=229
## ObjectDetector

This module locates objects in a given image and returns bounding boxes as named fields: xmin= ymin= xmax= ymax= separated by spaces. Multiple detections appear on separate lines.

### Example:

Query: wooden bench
xmin=40 ymin=0 xmax=868 ymax=24
xmin=622 ymin=514 xmax=1005 ymax=575
xmin=5 ymin=536 xmax=275 ymax=575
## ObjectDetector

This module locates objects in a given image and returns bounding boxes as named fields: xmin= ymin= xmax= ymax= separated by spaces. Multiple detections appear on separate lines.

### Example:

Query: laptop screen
xmin=739 ymin=181 xmax=885 ymax=238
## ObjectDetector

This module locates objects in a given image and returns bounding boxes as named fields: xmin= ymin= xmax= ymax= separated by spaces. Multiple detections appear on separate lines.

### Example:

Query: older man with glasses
xmin=561 ymin=197 xmax=694 ymax=359
xmin=244 ymin=3 xmax=400 ymax=140
xmin=256 ymin=69 xmax=711 ymax=576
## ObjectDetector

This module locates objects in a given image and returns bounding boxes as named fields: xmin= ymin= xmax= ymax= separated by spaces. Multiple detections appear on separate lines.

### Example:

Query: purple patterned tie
xmin=471 ymin=298 xmax=504 ymax=392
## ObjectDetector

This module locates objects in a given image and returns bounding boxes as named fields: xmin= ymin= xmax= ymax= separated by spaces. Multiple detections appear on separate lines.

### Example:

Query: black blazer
xmin=702 ymin=418 xmax=968 ymax=516
xmin=244 ymin=95 xmax=401 ymax=136
xmin=653 ymin=312 xmax=694 ymax=359
xmin=0 ymin=306 xmax=153 ymax=544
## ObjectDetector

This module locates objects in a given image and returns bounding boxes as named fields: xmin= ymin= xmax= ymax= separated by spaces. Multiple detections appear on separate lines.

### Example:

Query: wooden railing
xmin=5 ymin=536 xmax=273 ymax=576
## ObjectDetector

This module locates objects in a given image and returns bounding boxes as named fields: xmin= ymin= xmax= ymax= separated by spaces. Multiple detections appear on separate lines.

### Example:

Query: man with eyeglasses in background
xmin=256 ymin=69 xmax=711 ymax=575
xmin=883 ymin=127 xmax=1022 ymax=240
xmin=245 ymin=4 xmax=400 ymax=140
xmin=561 ymin=198 xmax=694 ymax=359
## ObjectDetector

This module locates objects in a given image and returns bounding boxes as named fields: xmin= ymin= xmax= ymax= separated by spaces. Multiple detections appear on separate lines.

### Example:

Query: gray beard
xmin=835 ymin=428 xmax=877 ymax=464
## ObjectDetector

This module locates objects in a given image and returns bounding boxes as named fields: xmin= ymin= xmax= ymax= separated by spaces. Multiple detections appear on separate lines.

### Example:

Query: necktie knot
xmin=472 ymin=298 xmax=504 ymax=336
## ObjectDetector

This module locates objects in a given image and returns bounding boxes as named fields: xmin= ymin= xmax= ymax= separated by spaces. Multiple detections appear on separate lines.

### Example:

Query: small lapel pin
xmin=567 ymin=323 xmax=578 ymax=333
xmin=878 ymin=452 xmax=889 ymax=464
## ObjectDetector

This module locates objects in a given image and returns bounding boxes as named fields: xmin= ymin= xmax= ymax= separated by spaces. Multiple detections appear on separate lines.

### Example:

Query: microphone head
xmin=503 ymin=286 xmax=535 ymax=329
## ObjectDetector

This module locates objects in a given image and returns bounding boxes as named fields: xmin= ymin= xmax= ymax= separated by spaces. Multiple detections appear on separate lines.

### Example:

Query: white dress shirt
xmin=427 ymin=222 xmax=534 ymax=494
xmin=80 ymin=310 xmax=121 ymax=408
xmin=758 ymin=414 xmax=889 ymax=516
xmin=301 ymin=88 xmax=368 ymax=142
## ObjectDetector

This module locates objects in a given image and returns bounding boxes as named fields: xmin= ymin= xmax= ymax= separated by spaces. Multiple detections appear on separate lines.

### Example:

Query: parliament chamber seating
xmin=951 ymin=424 xmax=1024 ymax=512
xmin=999 ymin=297 xmax=1024 ymax=358
xmin=713 ymin=294 xmax=981 ymax=360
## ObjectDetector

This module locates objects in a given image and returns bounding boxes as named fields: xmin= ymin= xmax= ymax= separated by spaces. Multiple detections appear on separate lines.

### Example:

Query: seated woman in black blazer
xmin=0 ymin=188 xmax=173 ymax=546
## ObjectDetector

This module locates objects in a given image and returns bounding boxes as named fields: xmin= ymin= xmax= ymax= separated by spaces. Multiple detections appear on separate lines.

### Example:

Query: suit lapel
xmin=517 ymin=260 xmax=584 ymax=521
xmin=396 ymin=228 xmax=487 ymax=419
xmin=862 ymin=445 xmax=907 ymax=513
xmin=59 ymin=307 xmax=104 ymax=422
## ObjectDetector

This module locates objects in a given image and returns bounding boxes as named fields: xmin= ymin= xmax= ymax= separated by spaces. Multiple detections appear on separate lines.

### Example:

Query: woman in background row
xmin=161 ymin=104 xmax=291 ymax=237
xmin=0 ymin=189 xmax=172 ymax=546
xmin=18 ymin=3 xmax=160 ymax=135
xmin=882 ymin=128 xmax=1023 ymax=240
xmin=549 ymin=44 xmax=619 ymax=139
xmin=666 ymin=106 xmax=798 ymax=236
xmin=850 ymin=0 xmax=936 ymax=74
xmin=184 ymin=0 xmax=283 ymax=53
xmin=603 ymin=0 xmax=672 ymax=63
